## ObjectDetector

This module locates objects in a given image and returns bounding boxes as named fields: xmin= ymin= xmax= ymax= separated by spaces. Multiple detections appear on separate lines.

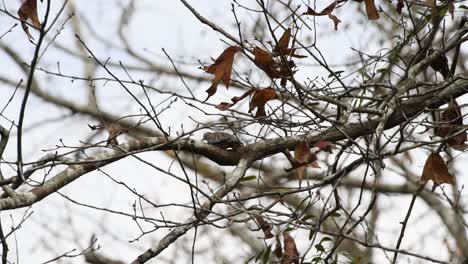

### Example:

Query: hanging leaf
xmin=254 ymin=47 xmax=285 ymax=78
xmin=420 ymin=153 xmax=454 ymax=191
xmin=435 ymin=98 xmax=467 ymax=150
xmin=255 ymin=215 xmax=274 ymax=239
xmin=249 ymin=88 xmax=279 ymax=118
xmin=282 ymin=232 xmax=299 ymax=264
xmin=284 ymin=142 xmax=317 ymax=182
xmin=396 ymin=0 xmax=404 ymax=14
xmin=18 ymin=0 xmax=41 ymax=40
xmin=285 ymin=141 xmax=319 ymax=181
xmin=204 ymin=46 xmax=242 ymax=101
xmin=304 ymin=2 xmax=339 ymax=16
xmin=314 ymin=140 xmax=336 ymax=153
xmin=303 ymin=2 xmax=343 ymax=30
xmin=328 ymin=14 xmax=342 ymax=30
xmin=364 ymin=0 xmax=380 ymax=20
xmin=216 ymin=89 xmax=254 ymax=110
xmin=273 ymin=28 xmax=291 ymax=55
xmin=272 ymin=29 xmax=306 ymax=58
xmin=448 ymin=0 xmax=455 ymax=19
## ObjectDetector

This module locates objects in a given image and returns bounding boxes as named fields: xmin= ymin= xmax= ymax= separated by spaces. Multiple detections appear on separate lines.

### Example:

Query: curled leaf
xmin=18 ymin=0 xmax=41 ymax=40
xmin=272 ymin=28 xmax=306 ymax=58
xmin=435 ymin=98 xmax=467 ymax=150
xmin=364 ymin=0 xmax=380 ymax=20
xmin=282 ymin=232 xmax=299 ymax=264
xmin=304 ymin=2 xmax=339 ymax=16
xmin=285 ymin=142 xmax=319 ymax=182
xmin=215 ymin=89 xmax=254 ymax=111
xmin=304 ymin=2 xmax=343 ymax=30
xmin=328 ymin=14 xmax=342 ymax=30
xmin=254 ymin=47 xmax=285 ymax=78
xmin=215 ymin=102 xmax=233 ymax=111
xmin=249 ymin=88 xmax=279 ymax=118
xmin=255 ymin=216 xmax=274 ymax=239
xmin=204 ymin=46 xmax=242 ymax=101
xmin=420 ymin=153 xmax=454 ymax=191
xmin=396 ymin=0 xmax=404 ymax=14
xmin=314 ymin=140 xmax=336 ymax=153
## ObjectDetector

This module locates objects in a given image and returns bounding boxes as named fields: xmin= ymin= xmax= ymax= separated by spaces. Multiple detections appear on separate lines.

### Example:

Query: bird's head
xmin=202 ymin=132 xmax=212 ymax=142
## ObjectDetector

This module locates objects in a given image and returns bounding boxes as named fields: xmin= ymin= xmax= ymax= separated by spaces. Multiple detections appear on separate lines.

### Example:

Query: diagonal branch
xmin=131 ymin=156 xmax=254 ymax=264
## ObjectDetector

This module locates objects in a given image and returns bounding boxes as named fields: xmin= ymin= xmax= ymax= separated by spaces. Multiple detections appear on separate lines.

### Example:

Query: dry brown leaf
xmin=273 ymin=28 xmax=291 ymax=55
xmin=255 ymin=216 xmax=274 ymax=239
xmin=396 ymin=0 xmax=404 ymax=14
xmin=18 ymin=0 xmax=41 ymax=40
xmin=272 ymin=28 xmax=307 ymax=58
xmin=420 ymin=153 xmax=454 ymax=190
xmin=364 ymin=0 xmax=380 ymax=20
xmin=216 ymin=89 xmax=254 ymax=110
xmin=447 ymin=134 xmax=468 ymax=151
xmin=314 ymin=140 xmax=336 ymax=153
xmin=286 ymin=141 xmax=319 ymax=181
xmin=448 ymin=0 xmax=455 ymax=19
xmin=304 ymin=2 xmax=343 ymax=30
xmin=204 ymin=46 xmax=242 ymax=101
xmin=295 ymin=142 xmax=313 ymax=165
xmin=304 ymin=2 xmax=339 ymax=16
xmin=328 ymin=14 xmax=342 ymax=30
xmin=282 ymin=232 xmax=299 ymax=264
xmin=249 ymin=88 xmax=279 ymax=118
xmin=253 ymin=47 xmax=285 ymax=78
xmin=435 ymin=99 xmax=467 ymax=150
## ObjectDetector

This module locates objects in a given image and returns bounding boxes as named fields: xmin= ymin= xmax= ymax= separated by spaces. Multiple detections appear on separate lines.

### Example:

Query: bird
xmin=202 ymin=132 xmax=242 ymax=150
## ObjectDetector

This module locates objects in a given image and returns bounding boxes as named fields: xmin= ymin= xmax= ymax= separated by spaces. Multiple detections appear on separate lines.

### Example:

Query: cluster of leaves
xmin=202 ymin=0 xmax=430 ymax=117
xmin=254 ymin=215 xmax=335 ymax=264
xmin=203 ymin=28 xmax=305 ymax=118
xmin=302 ymin=0 xmax=457 ymax=30
xmin=254 ymin=215 xmax=300 ymax=264
xmin=285 ymin=141 xmax=335 ymax=182
xmin=303 ymin=0 xmax=378 ymax=31
xmin=18 ymin=0 xmax=42 ymax=40
xmin=420 ymin=99 xmax=467 ymax=190
xmin=240 ymin=141 xmax=335 ymax=185
xmin=435 ymin=98 xmax=467 ymax=150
